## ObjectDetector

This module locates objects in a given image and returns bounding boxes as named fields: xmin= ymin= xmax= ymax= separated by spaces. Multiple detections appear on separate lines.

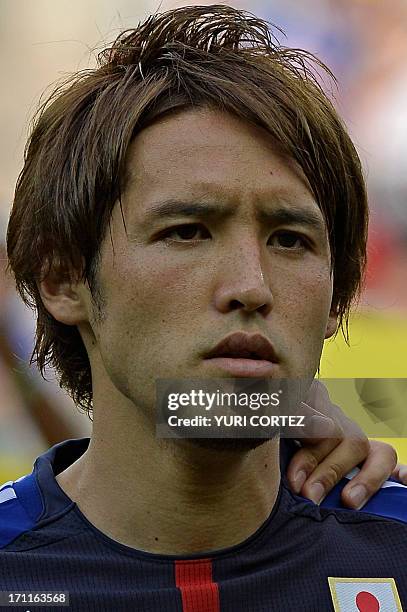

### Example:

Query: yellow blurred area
xmin=321 ymin=311 xmax=407 ymax=463
xmin=0 ymin=457 xmax=29 ymax=485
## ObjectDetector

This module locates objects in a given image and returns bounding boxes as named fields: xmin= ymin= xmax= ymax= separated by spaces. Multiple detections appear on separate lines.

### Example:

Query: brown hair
xmin=7 ymin=4 xmax=368 ymax=415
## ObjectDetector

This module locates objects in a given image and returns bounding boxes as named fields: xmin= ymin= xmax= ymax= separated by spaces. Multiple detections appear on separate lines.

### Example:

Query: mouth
xmin=204 ymin=332 xmax=278 ymax=377
xmin=204 ymin=356 xmax=276 ymax=377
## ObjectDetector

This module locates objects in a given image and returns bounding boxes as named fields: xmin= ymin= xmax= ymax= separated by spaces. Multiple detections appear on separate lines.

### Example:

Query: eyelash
xmin=159 ymin=223 xmax=310 ymax=250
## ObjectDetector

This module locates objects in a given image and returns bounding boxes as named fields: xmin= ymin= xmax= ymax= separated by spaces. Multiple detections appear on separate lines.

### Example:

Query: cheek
xmin=102 ymin=252 xmax=206 ymax=338
xmin=275 ymin=261 xmax=333 ymax=339
xmin=276 ymin=265 xmax=333 ymax=377
xmin=129 ymin=246 xmax=214 ymax=309
xmin=276 ymin=257 xmax=332 ymax=308
xmin=297 ymin=267 xmax=333 ymax=313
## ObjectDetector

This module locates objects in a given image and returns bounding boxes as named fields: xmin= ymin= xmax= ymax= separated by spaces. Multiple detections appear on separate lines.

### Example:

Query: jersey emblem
xmin=328 ymin=577 xmax=403 ymax=611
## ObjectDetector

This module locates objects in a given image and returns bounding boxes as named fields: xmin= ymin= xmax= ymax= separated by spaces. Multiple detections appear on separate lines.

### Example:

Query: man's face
xmin=87 ymin=108 xmax=336 ymax=414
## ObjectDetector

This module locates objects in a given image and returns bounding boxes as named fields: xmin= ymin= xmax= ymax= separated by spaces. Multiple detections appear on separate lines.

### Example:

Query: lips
xmin=205 ymin=332 xmax=277 ymax=363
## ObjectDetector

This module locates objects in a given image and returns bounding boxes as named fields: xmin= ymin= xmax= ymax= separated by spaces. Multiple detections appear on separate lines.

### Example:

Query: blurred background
xmin=1 ymin=0 xmax=406 ymax=480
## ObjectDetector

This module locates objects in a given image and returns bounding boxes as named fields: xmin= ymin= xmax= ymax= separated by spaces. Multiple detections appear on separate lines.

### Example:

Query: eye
xmin=268 ymin=231 xmax=307 ymax=249
xmin=161 ymin=223 xmax=211 ymax=242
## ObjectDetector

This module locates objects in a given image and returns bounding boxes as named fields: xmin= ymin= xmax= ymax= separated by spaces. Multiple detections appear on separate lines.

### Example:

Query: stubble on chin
xmin=177 ymin=436 xmax=277 ymax=453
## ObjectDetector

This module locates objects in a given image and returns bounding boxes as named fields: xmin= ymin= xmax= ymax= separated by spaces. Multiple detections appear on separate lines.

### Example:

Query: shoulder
xmin=0 ymin=472 xmax=44 ymax=549
xmin=321 ymin=469 xmax=407 ymax=524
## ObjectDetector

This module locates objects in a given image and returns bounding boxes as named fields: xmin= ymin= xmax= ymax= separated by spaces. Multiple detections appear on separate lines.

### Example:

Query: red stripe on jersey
xmin=175 ymin=559 xmax=220 ymax=612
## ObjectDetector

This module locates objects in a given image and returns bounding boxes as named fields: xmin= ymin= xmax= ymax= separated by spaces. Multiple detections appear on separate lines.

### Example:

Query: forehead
xmin=122 ymin=107 xmax=320 ymax=220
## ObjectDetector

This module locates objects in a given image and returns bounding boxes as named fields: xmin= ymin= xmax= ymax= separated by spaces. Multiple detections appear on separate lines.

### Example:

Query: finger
xmin=305 ymin=380 xmax=367 ymax=441
xmin=286 ymin=381 xmax=369 ymax=495
xmin=300 ymin=436 xmax=370 ymax=504
xmin=304 ymin=379 xmax=330 ymax=411
xmin=341 ymin=440 xmax=398 ymax=509
xmin=282 ymin=401 xmax=342 ymax=441
xmin=392 ymin=463 xmax=407 ymax=484
xmin=286 ymin=402 xmax=344 ymax=493
xmin=286 ymin=437 xmax=343 ymax=494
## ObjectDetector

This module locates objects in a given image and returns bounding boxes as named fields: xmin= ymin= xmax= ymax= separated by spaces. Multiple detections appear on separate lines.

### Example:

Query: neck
xmin=56 ymin=401 xmax=281 ymax=555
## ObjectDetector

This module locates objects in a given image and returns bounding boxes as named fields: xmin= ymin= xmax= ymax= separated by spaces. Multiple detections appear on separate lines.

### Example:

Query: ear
xmin=325 ymin=307 xmax=338 ymax=340
xmin=37 ymin=264 xmax=89 ymax=326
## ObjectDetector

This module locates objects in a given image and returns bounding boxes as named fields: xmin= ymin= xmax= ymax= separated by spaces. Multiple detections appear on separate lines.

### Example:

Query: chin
xmin=178 ymin=437 xmax=275 ymax=453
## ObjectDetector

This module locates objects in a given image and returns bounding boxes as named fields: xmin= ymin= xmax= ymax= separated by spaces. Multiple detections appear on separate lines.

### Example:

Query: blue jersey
xmin=0 ymin=438 xmax=406 ymax=611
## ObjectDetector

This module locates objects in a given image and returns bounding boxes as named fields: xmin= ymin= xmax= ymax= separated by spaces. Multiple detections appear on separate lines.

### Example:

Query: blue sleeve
xmin=321 ymin=475 xmax=407 ymax=523
xmin=0 ymin=473 xmax=44 ymax=548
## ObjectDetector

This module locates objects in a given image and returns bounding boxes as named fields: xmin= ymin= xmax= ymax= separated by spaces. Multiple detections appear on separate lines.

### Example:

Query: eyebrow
xmin=142 ymin=199 xmax=326 ymax=233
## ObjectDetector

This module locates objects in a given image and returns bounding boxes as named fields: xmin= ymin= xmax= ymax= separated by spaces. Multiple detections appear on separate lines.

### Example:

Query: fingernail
xmin=308 ymin=482 xmax=325 ymax=505
xmin=293 ymin=470 xmax=307 ymax=492
xmin=348 ymin=484 xmax=367 ymax=509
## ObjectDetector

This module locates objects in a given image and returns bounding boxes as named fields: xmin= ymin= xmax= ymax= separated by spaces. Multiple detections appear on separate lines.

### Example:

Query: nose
xmin=213 ymin=240 xmax=273 ymax=316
